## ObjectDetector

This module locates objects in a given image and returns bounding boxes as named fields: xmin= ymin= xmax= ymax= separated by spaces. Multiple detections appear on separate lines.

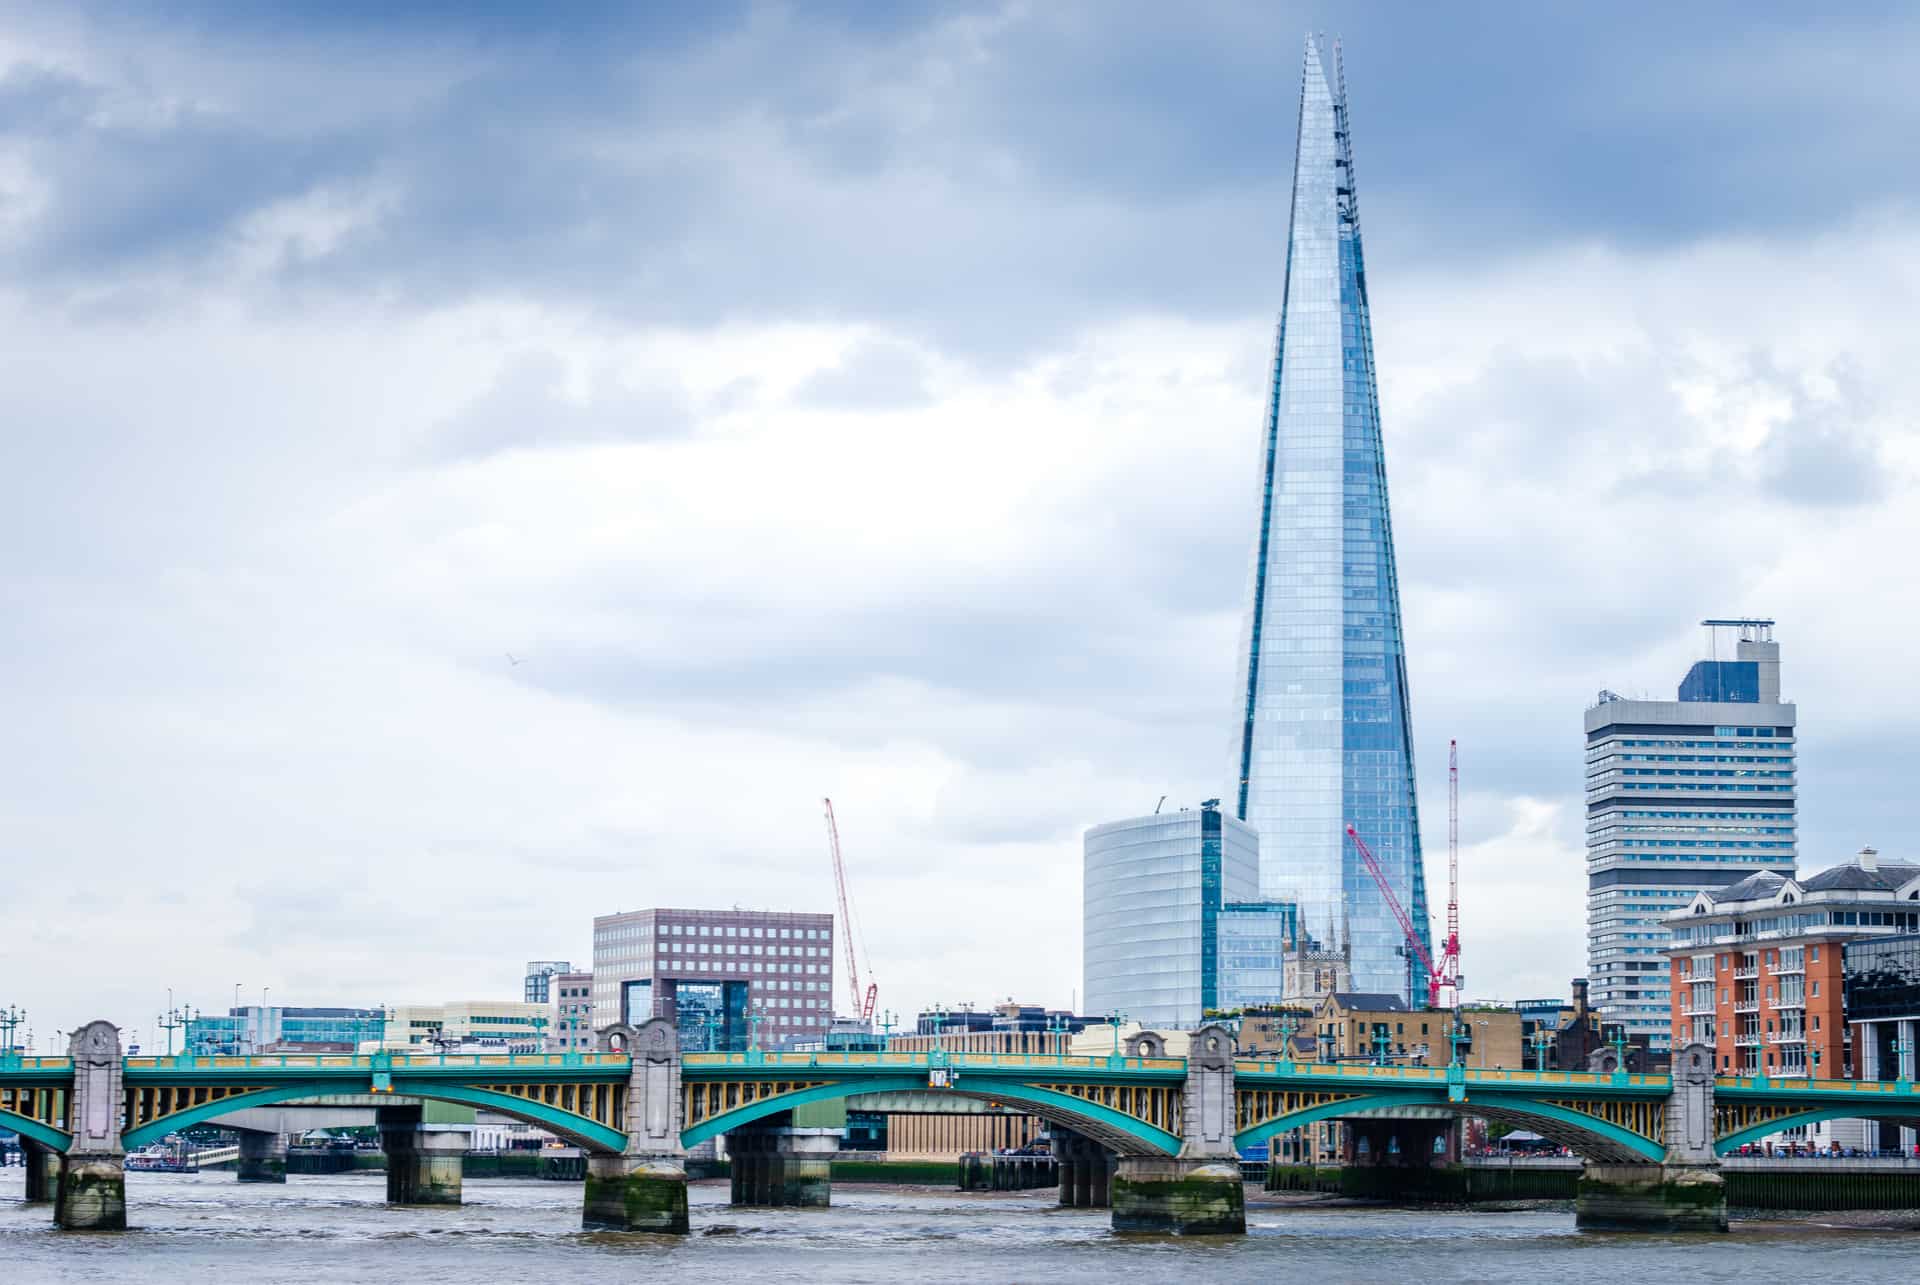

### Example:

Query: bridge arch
xmin=1239 ymin=1089 xmax=1667 ymax=1164
xmin=1715 ymin=1103 xmax=1920 ymax=1155
xmin=119 ymin=1080 xmax=628 ymax=1154
xmin=0 ymin=1108 xmax=71 ymax=1154
xmin=679 ymin=1074 xmax=1182 ymax=1157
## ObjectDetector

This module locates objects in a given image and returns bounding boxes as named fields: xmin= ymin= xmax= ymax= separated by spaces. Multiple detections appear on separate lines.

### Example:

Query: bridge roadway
xmin=5 ymin=1020 xmax=1920 ymax=1234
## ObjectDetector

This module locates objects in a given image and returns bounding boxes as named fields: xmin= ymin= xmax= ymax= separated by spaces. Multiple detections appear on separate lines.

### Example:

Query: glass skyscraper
xmin=1231 ymin=34 xmax=1430 ymax=1002
xmin=1083 ymin=801 xmax=1261 ymax=1029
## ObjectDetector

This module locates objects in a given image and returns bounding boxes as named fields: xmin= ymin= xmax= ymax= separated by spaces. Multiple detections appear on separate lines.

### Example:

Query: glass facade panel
xmin=1083 ymin=804 xmax=1259 ymax=1029
xmin=1232 ymin=35 xmax=1428 ymax=1001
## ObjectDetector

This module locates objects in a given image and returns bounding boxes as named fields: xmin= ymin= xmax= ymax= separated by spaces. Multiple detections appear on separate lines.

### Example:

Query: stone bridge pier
xmin=727 ymin=1124 xmax=837 ymax=1207
xmin=235 ymin=1131 xmax=289 ymax=1184
xmin=1111 ymin=1024 xmax=1245 ymax=1235
xmin=1575 ymin=1042 xmax=1726 ymax=1233
xmin=55 ymin=1021 xmax=126 ymax=1231
xmin=581 ymin=1018 xmax=690 ymax=1233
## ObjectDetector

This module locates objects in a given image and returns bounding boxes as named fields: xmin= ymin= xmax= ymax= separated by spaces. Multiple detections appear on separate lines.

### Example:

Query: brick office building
xmin=1665 ymin=849 xmax=1920 ymax=1078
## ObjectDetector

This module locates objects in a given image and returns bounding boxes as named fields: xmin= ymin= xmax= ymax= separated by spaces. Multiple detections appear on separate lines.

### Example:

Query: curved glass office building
xmin=1083 ymin=802 xmax=1260 ymax=1029
xmin=1230 ymin=34 xmax=1430 ymax=1001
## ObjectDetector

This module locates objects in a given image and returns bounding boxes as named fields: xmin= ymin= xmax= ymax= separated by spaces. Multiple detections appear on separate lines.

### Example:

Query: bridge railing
xmin=117 ymin=1052 xmax=632 ymax=1072
xmin=1717 ymin=1074 xmax=1918 ymax=1095
xmin=1231 ymin=1059 xmax=1671 ymax=1090
xmin=0 ymin=1056 xmax=71 ymax=1073
xmin=680 ymin=1050 xmax=1187 ymax=1073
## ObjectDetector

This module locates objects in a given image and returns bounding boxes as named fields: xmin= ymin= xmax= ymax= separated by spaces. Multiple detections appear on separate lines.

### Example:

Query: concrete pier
xmin=377 ymin=1108 xmax=467 ymax=1206
xmin=55 ymin=1154 xmax=126 ymax=1232
xmin=21 ymin=1141 xmax=55 ymax=1203
xmin=1109 ymin=1024 xmax=1245 ymax=1235
xmin=55 ymin=1021 xmax=126 ymax=1231
xmin=580 ymin=1016 xmax=691 ymax=1233
xmin=582 ymin=1154 xmax=690 ymax=1232
xmin=1053 ymin=1129 xmax=1112 ymax=1208
xmin=1575 ymin=1042 xmax=1726 ymax=1233
xmin=1576 ymin=1163 xmax=1727 ymax=1232
xmin=728 ymin=1126 xmax=837 ymax=1207
xmin=1111 ymin=1156 xmax=1245 ymax=1234
xmin=235 ymin=1131 xmax=289 ymax=1184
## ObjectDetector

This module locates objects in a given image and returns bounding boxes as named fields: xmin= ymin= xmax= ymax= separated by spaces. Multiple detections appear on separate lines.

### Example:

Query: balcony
xmin=1769 ymin=1032 xmax=1806 ymax=1045
xmin=1734 ymin=1000 xmax=1760 ymax=1014
xmin=1734 ymin=1032 xmax=1762 ymax=1047
xmin=1732 ymin=966 xmax=1759 ymax=979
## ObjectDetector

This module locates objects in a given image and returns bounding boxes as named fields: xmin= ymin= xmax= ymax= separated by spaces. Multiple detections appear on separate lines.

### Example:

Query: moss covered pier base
xmin=1111 ymin=1157 xmax=1246 ymax=1235
xmin=582 ymin=1155 xmax=690 ymax=1232
xmin=54 ymin=1154 xmax=127 ymax=1231
xmin=1576 ymin=1163 xmax=1727 ymax=1233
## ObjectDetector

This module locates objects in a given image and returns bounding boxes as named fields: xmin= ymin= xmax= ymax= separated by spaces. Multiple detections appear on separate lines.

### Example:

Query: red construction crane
xmin=1346 ymin=822 xmax=1448 ymax=1009
xmin=1438 ymin=740 xmax=1464 ymax=1008
xmin=823 ymin=798 xmax=878 ymax=1023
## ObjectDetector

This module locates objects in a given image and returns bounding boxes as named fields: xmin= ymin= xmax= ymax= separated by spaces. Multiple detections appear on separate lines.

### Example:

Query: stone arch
xmin=1124 ymin=1031 xmax=1166 ymax=1058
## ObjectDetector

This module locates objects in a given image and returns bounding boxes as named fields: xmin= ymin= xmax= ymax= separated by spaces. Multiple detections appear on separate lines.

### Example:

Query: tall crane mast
xmin=823 ymin=798 xmax=878 ymax=1023
xmin=1438 ymin=740 xmax=1463 ymax=1008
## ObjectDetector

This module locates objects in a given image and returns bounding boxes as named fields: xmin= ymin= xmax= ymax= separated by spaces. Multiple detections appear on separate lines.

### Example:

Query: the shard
xmin=1231 ymin=35 xmax=1431 ymax=1002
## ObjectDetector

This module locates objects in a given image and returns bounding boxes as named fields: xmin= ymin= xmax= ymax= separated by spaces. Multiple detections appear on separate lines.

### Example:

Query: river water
xmin=1 ymin=1167 xmax=1913 ymax=1283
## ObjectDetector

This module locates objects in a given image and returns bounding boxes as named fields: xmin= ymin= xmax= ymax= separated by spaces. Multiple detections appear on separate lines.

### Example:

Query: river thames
xmin=2 ymin=1169 xmax=1914 ymax=1282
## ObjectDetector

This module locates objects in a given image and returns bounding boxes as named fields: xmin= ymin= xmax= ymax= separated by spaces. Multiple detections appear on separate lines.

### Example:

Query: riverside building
xmin=1228 ymin=33 xmax=1430 ymax=1003
xmin=590 ymin=907 xmax=835 ymax=1050
xmin=1586 ymin=618 xmax=1797 ymax=1048
xmin=1082 ymin=801 xmax=1260 ymax=1029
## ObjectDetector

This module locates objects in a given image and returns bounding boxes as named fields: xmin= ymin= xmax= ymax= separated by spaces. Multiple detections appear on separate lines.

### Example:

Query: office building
xmin=1083 ymin=801 xmax=1260 ymax=1029
xmin=1586 ymin=618 xmax=1798 ymax=1047
xmin=591 ymin=907 xmax=835 ymax=1050
xmin=376 ymin=1001 xmax=551 ymax=1052
xmin=1845 ymin=930 xmax=1920 ymax=1154
xmin=1666 ymin=847 xmax=1920 ymax=1076
xmin=547 ymin=970 xmax=595 ymax=1052
xmin=183 ymin=1006 xmax=384 ymax=1056
xmin=524 ymin=960 xmax=574 ymax=1005
xmin=1215 ymin=901 xmax=1301 ymax=1013
xmin=1229 ymin=34 xmax=1430 ymax=1002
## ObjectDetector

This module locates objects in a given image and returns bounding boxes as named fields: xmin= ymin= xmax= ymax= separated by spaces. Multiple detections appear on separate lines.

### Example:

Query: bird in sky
xmin=506 ymin=652 xmax=525 ymax=667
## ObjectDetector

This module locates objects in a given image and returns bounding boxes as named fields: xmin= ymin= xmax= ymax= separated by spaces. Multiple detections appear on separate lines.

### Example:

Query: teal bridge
xmin=6 ymin=1021 xmax=1919 ymax=1233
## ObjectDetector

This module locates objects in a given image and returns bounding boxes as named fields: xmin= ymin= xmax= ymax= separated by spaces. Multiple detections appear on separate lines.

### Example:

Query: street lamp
xmin=0 ymin=1006 xmax=24 ymax=1065
xmin=1106 ymin=1011 xmax=1128 ymax=1060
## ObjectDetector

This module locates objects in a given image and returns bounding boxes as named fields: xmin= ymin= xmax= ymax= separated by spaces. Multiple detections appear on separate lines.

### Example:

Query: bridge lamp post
xmin=1448 ymin=1020 xmax=1470 ymax=1069
xmin=1529 ymin=1028 xmax=1554 ymax=1074
xmin=1893 ymin=1038 xmax=1913 ymax=1088
xmin=1106 ymin=1011 xmax=1128 ymax=1058
xmin=746 ymin=1008 xmax=764 ymax=1053
xmin=1044 ymin=1013 xmax=1071 ymax=1057
xmin=1809 ymin=1043 xmax=1822 ymax=1081
xmin=1371 ymin=1028 xmax=1390 ymax=1066
xmin=0 ymin=1005 xmax=23 ymax=1066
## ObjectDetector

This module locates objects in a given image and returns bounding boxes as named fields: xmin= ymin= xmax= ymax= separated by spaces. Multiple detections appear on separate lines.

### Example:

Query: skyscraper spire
xmin=1232 ymin=34 xmax=1430 ymax=1003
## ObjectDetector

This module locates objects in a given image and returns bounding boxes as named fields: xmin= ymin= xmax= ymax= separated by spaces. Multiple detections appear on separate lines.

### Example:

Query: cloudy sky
xmin=5 ymin=2 xmax=1919 ymax=1046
